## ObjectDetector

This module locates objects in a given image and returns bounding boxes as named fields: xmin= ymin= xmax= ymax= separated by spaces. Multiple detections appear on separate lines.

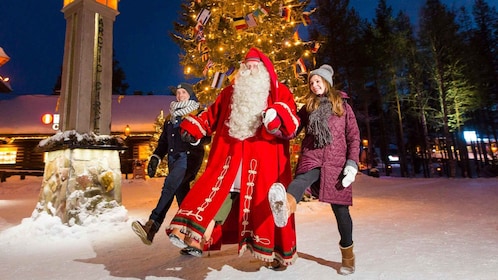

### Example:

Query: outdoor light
xmin=124 ymin=125 xmax=130 ymax=137
xmin=436 ymin=165 xmax=442 ymax=174
xmin=41 ymin=114 xmax=53 ymax=125
xmin=63 ymin=0 xmax=118 ymax=10
xmin=463 ymin=131 xmax=477 ymax=144
xmin=0 ymin=76 xmax=12 ymax=93
xmin=362 ymin=139 xmax=368 ymax=148
xmin=41 ymin=114 xmax=60 ymax=130
xmin=491 ymin=143 xmax=497 ymax=154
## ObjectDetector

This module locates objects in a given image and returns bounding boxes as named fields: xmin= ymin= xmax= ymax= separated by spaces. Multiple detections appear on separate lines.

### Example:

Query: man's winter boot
xmin=339 ymin=244 xmax=355 ymax=275
xmin=131 ymin=219 xmax=159 ymax=245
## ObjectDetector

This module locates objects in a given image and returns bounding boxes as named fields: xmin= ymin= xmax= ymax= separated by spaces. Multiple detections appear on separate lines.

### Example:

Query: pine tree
xmin=418 ymin=0 xmax=466 ymax=177
xmin=468 ymin=0 xmax=498 ymax=144
xmin=171 ymin=0 xmax=317 ymax=105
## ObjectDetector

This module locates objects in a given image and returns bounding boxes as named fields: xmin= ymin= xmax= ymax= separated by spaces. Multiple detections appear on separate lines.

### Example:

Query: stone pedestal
xmin=35 ymin=1 xmax=123 ymax=226
xmin=37 ymin=147 xmax=122 ymax=225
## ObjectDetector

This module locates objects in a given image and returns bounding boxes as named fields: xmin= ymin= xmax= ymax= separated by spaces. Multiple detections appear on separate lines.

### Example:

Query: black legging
xmin=332 ymin=204 xmax=353 ymax=247
xmin=287 ymin=168 xmax=353 ymax=248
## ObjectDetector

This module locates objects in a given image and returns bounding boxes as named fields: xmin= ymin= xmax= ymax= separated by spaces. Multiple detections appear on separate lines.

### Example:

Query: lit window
xmin=0 ymin=147 xmax=17 ymax=164
xmin=138 ymin=145 xmax=150 ymax=161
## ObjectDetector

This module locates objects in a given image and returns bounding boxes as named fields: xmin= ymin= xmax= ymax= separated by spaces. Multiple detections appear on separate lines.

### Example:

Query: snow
xmin=1 ymin=174 xmax=498 ymax=280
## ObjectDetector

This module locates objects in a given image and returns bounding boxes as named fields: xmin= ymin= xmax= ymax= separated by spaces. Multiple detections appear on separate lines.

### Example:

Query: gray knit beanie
xmin=309 ymin=64 xmax=334 ymax=86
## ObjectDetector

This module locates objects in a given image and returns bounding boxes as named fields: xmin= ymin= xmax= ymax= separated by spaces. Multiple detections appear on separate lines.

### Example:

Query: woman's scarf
xmin=169 ymin=100 xmax=199 ymax=124
xmin=308 ymin=96 xmax=332 ymax=148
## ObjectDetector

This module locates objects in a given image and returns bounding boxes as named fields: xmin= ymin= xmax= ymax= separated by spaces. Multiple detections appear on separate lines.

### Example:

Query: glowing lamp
xmin=362 ymin=139 xmax=369 ymax=147
xmin=42 ymin=114 xmax=53 ymax=124
xmin=124 ymin=125 xmax=131 ymax=136
xmin=491 ymin=143 xmax=497 ymax=154
xmin=63 ymin=0 xmax=118 ymax=10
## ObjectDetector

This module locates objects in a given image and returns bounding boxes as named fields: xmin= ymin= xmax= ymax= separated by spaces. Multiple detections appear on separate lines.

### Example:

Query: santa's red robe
xmin=167 ymin=82 xmax=300 ymax=265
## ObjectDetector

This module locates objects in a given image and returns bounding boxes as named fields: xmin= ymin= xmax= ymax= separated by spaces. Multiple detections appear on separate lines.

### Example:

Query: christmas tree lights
xmin=171 ymin=0 xmax=319 ymax=105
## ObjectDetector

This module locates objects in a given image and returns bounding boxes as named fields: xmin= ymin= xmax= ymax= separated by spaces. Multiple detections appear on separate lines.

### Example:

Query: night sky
xmin=0 ymin=0 xmax=481 ymax=96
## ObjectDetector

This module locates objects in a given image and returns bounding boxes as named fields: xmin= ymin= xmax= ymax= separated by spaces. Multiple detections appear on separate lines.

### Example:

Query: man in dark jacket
xmin=131 ymin=83 xmax=208 ymax=245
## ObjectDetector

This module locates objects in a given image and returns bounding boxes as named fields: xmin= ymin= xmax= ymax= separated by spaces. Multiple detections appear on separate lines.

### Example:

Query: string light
xmin=178 ymin=0 xmax=315 ymax=103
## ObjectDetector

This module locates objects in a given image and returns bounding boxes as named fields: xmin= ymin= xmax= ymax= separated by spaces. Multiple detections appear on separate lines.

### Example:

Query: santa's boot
xmin=269 ymin=183 xmax=297 ymax=227
xmin=168 ymin=228 xmax=187 ymax=249
xmin=131 ymin=219 xmax=159 ymax=245
xmin=339 ymin=244 xmax=355 ymax=275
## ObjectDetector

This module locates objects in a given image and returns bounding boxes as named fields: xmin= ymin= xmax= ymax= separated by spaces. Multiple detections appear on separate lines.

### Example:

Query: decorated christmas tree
xmin=171 ymin=0 xmax=319 ymax=105
xmin=149 ymin=110 xmax=169 ymax=176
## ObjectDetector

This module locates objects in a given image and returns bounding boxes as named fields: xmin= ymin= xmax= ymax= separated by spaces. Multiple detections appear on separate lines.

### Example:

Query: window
xmin=0 ymin=147 xmax=17 ymax=164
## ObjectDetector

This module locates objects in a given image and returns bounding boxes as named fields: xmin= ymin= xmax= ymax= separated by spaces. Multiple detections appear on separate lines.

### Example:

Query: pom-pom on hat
xmin=244 ymin=47 xmax=279 ymax=101
xmin=171 ymin=82 xmax=198 ymax=101
xmin=310 ymin=64 xmax=334 ymax=86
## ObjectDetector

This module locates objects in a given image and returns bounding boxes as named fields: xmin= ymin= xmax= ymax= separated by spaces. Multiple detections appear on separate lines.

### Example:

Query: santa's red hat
xmin=244 ymin=47 xmax=279 ymax=102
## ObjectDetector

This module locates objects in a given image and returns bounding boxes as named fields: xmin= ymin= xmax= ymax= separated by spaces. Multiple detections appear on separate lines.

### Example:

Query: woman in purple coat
xmin=268 ymin=64 xmax=360 ymax=275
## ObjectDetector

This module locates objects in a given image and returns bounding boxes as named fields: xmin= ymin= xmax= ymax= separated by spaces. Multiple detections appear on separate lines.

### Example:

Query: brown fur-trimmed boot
xmin=339 ymin=244 xmax=355 ymax=275
xmin=287 ymin=193 xmax=297 ymax=214
xmin=131 ymin=219 xmax=159 ymax=245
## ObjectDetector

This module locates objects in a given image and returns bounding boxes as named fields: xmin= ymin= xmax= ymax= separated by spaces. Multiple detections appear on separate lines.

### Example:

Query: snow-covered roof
xmin=0 ymin=94 xmax=176 ymax=135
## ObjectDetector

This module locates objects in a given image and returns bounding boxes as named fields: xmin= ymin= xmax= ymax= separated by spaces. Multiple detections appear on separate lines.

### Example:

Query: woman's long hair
xmin=302 ymin=75 xmax=345 ymax=117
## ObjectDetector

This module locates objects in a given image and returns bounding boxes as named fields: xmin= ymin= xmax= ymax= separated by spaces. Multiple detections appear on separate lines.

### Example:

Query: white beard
xmin=228 ymin=63 xmax=271 ymax=140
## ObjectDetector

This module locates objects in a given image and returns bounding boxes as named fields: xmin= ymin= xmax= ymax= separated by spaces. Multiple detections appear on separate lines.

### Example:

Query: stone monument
xmin=36 ymin=0 xmax=124 ymax=225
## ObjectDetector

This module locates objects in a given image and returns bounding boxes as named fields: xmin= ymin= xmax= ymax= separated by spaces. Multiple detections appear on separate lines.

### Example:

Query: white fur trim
xmin=184 ymin=115 xmax=207 ymax=137
xmin=273 ymin=102 xmax=299 ymax=134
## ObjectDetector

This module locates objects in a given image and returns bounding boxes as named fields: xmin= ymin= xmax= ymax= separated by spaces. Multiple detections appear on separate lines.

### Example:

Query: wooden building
xmin=0 ymin=94 xmax=175 ymax=181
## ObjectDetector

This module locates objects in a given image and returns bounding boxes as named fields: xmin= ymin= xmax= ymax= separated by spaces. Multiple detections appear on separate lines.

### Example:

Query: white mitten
xmin=342 ymin=165 xmax=358 ymax=188
xmin=262 ymin=108 xmax=281 ymax=134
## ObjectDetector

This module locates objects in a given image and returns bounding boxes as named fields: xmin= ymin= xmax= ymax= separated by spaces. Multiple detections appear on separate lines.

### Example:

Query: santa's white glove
xmin=342 ymin=162 xmax=358 ymax=188
xmin=262 ymin=108 xmax=281 ymax=134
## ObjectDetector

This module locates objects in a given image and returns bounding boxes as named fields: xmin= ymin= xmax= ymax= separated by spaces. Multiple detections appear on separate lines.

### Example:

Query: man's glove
xmin=181 ymin=130 xmax=197 ymax=143
xmin=262 ymin=108 xmax=281 ymax=134
xmin=147 ymin=155 xmax=160 ymax=177
xmin=342 ymin=164 xmax=358 ymax=188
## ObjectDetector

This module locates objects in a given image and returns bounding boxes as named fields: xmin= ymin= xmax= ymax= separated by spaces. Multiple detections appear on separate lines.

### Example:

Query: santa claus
xmin=166 ymin=47 xmax=300 ymax=268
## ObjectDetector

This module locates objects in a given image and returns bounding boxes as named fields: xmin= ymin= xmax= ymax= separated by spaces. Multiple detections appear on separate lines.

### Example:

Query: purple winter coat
xmin=295 ymin=101 xmax=360 ymax=205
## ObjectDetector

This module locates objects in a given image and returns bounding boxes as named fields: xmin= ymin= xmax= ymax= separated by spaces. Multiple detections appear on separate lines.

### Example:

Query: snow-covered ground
xmin=1 ymin=174 xmax=497 ymax=280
